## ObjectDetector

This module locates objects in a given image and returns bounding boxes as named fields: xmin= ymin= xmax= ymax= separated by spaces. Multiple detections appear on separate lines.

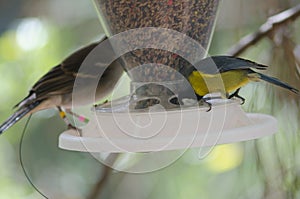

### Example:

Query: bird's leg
xmin=57 ymin=106 xmax=82 ymax=136
xmin=197 ymin=95 xmax=212 ymax=112
xmin=65 ymin=109 xmax=89 ymax=124
xmin=228 ymin=88 xmax=245 ymax=104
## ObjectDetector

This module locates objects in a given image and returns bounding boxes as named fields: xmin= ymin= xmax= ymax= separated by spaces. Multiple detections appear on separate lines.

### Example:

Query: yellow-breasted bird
xmin=179 ymin=56 xmax=299 ymax=106
xmin=0 ymin=36 xmax=124 ymax=134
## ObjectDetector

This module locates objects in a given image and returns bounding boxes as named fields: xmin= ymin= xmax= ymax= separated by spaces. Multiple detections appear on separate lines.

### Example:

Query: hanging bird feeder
xmin=59 ymin=0 xmax=278 ymax=153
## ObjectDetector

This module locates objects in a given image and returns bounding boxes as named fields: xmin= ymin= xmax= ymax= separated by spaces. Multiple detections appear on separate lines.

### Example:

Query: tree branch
xmin=227 ymin=4 xmax=300 ymax=56
xmin=87 ymin=154 xmax=119 ymax=199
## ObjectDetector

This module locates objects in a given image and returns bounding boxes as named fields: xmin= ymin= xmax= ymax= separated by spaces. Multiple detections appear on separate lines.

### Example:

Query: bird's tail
xmin=257 ymin=72 xmax=299 ymax=94
xmin=0 ymin=101 xmax=41 ymax=134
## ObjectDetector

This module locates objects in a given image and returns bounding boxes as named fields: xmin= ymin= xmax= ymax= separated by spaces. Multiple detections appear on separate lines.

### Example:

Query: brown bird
xmin=0 ymin=36 xmax=124 ymax=134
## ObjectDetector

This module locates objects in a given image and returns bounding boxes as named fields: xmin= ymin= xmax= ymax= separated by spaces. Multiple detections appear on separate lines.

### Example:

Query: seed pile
xmin=97 ymin=0 xmax=219 ymax=82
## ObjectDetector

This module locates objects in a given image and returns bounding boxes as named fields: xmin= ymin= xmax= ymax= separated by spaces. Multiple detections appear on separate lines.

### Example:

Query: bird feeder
xmin=59 ymin=0 xmax=277 ymax=153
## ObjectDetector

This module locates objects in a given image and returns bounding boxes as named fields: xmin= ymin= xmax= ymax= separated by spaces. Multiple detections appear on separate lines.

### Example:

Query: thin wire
xmin=19 ymin=114 xmax=48 ymax=199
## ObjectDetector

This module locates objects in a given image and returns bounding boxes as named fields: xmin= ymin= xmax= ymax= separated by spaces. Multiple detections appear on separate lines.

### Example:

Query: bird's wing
xmin=31 ymin=41 xmax=102 ymax=100
xmin=13 ymin=62 xmax=76 ymax=108
xmin=193 ymin=56 xmax=268 ymax=74
xmin=15 ymin=36 xmax=113 ymax=108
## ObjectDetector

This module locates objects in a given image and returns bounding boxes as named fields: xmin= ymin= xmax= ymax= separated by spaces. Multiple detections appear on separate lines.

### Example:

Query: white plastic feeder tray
xmin=59 ymin=98 xmax=277 ymax=153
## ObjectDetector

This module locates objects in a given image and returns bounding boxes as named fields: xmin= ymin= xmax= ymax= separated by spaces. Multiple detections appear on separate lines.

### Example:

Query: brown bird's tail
xmin=0 ymin=101 xmax=41 ymax=134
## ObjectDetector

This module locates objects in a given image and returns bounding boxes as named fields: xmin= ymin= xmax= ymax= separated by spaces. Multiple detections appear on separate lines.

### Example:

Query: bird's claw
xmin=198 ymin=99 xmax=212 ymax=112
xmin=205 ymin=101 xmax=212 ymax=112
xmin=229 ymin=94 xmax=245 ymax=105
xmin=228 ymin=89 xmax=245 ymax=105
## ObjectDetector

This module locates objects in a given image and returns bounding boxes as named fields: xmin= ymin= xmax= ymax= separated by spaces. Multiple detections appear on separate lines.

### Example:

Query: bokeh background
xmin=0 ymin=0 xmax=300 ymax=198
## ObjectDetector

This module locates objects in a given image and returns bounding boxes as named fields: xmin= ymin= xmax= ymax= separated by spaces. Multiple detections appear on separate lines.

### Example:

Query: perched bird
xmin=179 ymin=56 xmax=299 ymax=108
xmin=0 ymin=36 xmax=124 ymax=134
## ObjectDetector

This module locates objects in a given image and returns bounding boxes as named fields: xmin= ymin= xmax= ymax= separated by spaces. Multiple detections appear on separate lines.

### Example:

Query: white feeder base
xmin=59 ymin=100 xmax=277 ymax=153
xmin=59 ymin=99 xmax=278 ymax=153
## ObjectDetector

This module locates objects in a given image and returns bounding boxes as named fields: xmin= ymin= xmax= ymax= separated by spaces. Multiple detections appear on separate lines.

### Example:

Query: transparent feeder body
xmin=93 ymin=0 xmax=220 ymax=109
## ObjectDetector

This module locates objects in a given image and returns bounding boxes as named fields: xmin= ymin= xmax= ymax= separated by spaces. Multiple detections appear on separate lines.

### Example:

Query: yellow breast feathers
xmin=188 ymin=70 xmax=251 ymax=96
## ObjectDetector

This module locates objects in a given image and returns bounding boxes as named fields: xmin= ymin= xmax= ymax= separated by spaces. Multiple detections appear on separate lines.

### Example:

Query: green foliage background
xmin=0 ymin=0 xmax=299 ymax=198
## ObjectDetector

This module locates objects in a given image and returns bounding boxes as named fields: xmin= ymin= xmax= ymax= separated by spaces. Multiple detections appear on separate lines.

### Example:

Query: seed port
xmin=168 ymin=96 xmax=180 ymax=106
xmin=134 ymin=98 xmax=161 ymax=110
